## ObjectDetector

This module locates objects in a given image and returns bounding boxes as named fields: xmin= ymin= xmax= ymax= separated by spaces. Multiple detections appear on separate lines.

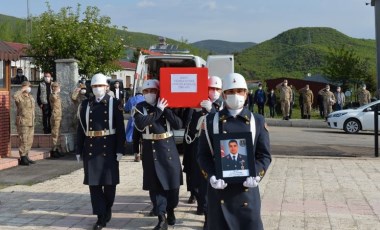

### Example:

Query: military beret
xmin=21 ymin=81 xmax=31 ymax=87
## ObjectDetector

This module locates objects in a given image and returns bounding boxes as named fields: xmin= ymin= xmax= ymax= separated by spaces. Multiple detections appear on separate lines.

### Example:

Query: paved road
xmin=0 ymin=126 xmax=379 ymax=229
xmin=270 ymin=127 xmax=375 ymax=157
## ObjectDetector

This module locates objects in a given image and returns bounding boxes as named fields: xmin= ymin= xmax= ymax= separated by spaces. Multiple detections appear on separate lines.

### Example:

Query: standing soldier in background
xmin=134 ymin=79 xmax=183 ymax=230
xmin=334 ymin=86 xmax=345 ymax=111
xmin=299 ymin=84 xmax=314 ymax=119
xmin=288 ymin=85 xmax=295 ymax=119
xmin=49 ymin=82 xmax=63 ymax=158
xmin=253 ymin=83 xmax=266 ymax=116
xmin=37 ymin=72 xmax=53 ymax=134
xmin=72 ymin=83 xmax=88 ymax=104
xmin=319 ymin=84 xmax=335 ymax=121
xmin=358 ymin=84 xmax=371 ymax=106
xmin=276 ymin=79 xmax=292 ymax=120
xmin=267 ymin=89 xmax=276 ymax=118
xmin=76 ymin=73 xmax=125 ymax=230
xmin=247 ymin=89 xmax=254 ymax=112
xmin=14 ymin=81 xmax=36 ymax=166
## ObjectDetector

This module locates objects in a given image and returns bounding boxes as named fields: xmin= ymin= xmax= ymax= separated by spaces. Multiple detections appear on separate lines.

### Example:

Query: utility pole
xmin=372 ymin=0 xmax=380 ymax=91
xmin=26 ymin=0 xmax=32 ymax=42
xmin=371 ymin=0 xmax=380 ymax=157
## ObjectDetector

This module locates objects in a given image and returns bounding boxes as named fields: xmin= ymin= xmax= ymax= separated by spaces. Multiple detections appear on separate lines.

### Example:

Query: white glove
xmin=200 ymin=100 xmax=212 ymax=112
xmin=116 ymin=153 xmax=123 ymax=161
xmin=157 ymin=98 xmax=168 ymax=111
xmin=76 ymin=154 xmax=80 ymax=163
xmin=243 ymin=176 xmax=261 ymax=188
xmin=210 ymin=175 xmax=228 ymax=189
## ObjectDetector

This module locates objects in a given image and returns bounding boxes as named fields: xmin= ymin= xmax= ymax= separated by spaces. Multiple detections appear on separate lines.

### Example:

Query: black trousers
xmin=257 ymin=104 xmax=265 ymax=116
xmin=269 ymin=105 xmax=275 ymax=118
xmin=89 ymin=185 xmax=116 ymax=216
xmin=150 ymin=188 xmax=179 ymax=215
xmin=41 ymin=104 xmax=51 ymax=133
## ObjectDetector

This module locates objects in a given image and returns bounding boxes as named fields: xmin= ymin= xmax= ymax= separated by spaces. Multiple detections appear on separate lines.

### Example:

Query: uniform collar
xmin=219 ymin=107 xmax=251 ymax=122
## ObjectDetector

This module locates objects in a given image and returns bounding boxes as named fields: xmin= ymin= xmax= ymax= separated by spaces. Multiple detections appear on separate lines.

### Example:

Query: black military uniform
xmin=197 ymin=107 xmax=271 ymax=230
xmin=134 ymin=101 xmax=183 ymax=228
xmin=182 ymin=99 xmax=223 ymax=214
xmin=76 ymin=94 xmax=125 ymax=228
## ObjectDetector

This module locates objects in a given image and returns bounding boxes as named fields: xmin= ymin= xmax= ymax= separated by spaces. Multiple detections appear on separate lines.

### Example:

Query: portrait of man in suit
xmin=221 ymin=139 xmax=248 ymax=173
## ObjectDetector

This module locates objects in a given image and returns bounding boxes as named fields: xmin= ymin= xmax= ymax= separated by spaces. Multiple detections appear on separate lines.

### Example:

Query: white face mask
xmin=225 ymin=94 xmax=245 ymax=110
xmin=144 ymin=93 xmax=157 ymax=105
xmin=326 ymin=88 xmax=330 ymax=92
xmin=209 ymin=90 xmax=220 ymax=101
xmin=44 ymin=77 xmax=51 ymax=83
xmin=363 ymin=87 xmax=366 ymax=90
xmin=26 ymin=87 xmax=31 ymax=93
xmin=92 ymin=87 xmax=106 ymax=98
xmin=80 ymin=89 xmax=87 ymax=95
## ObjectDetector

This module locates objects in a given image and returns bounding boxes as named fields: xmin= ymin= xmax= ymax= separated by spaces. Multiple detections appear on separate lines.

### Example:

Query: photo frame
xmin=213 ymin=132 xmax=256 ymax=184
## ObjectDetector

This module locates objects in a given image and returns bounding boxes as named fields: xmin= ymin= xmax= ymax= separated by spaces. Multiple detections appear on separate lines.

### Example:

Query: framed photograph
xmin=213 ymin=132 xmax=256 ymax=184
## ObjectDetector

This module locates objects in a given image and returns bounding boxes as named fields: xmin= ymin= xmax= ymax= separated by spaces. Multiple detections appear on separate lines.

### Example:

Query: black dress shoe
xmin=187 ymin=194 xmax=196 ymax=204
xmin=57 ymin=151 xmax=65 ymax=157
xmin=153 ymin=214 xmax=168 ymax=230
xmin=92 ymin=223 xmax=105 ymax=230
xmin=167 ymin=210 xmax=176 ymax=225
xmin=19 ymin=156 xmax=29 ymax=166
xmin=26 ymin=156 xmax=36 ymax=164
xmin=93 ymin=215 xmax=106 ymax=230
xmin=50 ymin=150 xmax=60 ymax=158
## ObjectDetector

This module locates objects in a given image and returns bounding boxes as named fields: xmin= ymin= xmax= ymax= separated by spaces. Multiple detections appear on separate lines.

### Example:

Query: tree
xmin=27 ymin=3 xmax=126 ymax=76
xmin=322 ymin=45 xmax=374 ymax=92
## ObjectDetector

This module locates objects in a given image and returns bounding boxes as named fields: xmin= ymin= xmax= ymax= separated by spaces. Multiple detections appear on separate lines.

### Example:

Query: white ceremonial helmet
xmin=91 ymin=73 xmax=108 ymax=86
xmin=222 ymin=73 xmax=248 ymax=91
xmin=208 ymin=76 xmax=222 ymax=89
xmin=142 ymin=79 xmax=160 ymax=90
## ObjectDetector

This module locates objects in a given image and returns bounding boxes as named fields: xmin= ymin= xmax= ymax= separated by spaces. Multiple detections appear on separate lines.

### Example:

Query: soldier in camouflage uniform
xmin=358 ymin=84 xmax=371 ymax=106
xmin=14 ymin=81 xmax=36 ymax=166
xmin=299 ymin=84 xmax=314 ymax=119
xmin=276 ymin=79 xmax=292 ymax=120
xmin=318 ymin=84 xmax=335 ymax=120
xmin=50 ymin=82 xmax=63 ymax=158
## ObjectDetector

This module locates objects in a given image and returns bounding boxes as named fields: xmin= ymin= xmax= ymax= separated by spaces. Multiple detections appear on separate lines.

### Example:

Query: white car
xmin=327 ymin=100 xmax=380 ymax=134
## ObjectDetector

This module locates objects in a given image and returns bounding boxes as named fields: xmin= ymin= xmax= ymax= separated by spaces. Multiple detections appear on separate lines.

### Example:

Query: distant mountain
xmin=0 ymin=14 xmax=376 ymax=81
xmin=0 ymin=13 xmax=210 ymax=60
xmin=235 ymin=27 xmax=376 ymax=80
xmin=191 ymin=39 xmax=256 ymax=54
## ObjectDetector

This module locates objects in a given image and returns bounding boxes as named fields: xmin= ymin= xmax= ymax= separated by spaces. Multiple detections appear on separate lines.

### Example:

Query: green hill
xmin=235 ymin=27 xmax=376 ymax=80
xmin=0 ymin=14 xmax=376 ymax=80
xmin=0 ymin=14 xmax=29 ymax=43
xmin=0 ymin=13 xmax=210 ymax=59
xmin=191 ymin=39 xmax=256 ymax=54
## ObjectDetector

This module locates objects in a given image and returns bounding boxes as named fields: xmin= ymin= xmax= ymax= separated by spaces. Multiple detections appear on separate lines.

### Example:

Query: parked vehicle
xmin=327 ymin=100 xmax=380 ymax=134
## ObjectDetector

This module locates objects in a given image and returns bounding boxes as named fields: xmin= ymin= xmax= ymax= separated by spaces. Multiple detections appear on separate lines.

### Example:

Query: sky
xmin=0 ymin=0 xmax=376 ymax=43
